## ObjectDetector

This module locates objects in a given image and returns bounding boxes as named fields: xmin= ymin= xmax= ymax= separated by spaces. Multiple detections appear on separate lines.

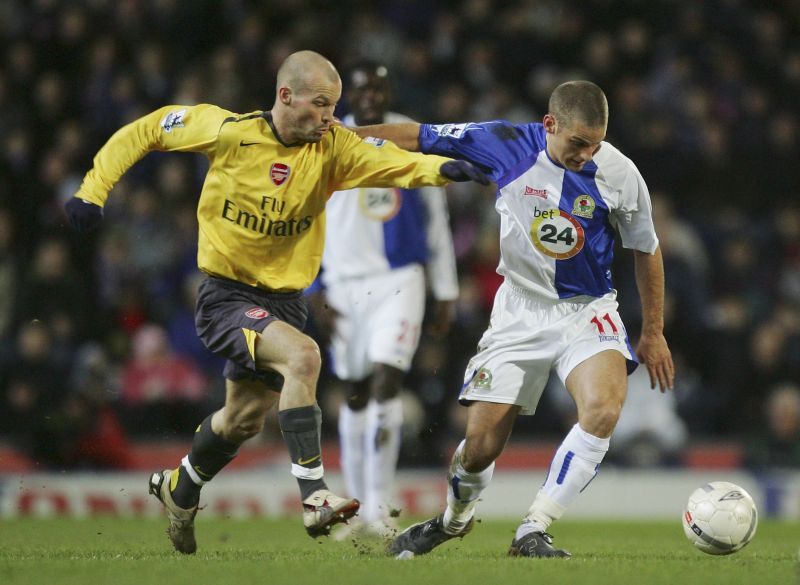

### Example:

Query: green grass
xmin=0 ymin=518 xmax=796 ymax=585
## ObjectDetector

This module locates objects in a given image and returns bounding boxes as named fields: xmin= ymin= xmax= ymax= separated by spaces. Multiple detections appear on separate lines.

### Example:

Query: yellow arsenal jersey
xmin=76 ymin=104 xmax=451 ymax=291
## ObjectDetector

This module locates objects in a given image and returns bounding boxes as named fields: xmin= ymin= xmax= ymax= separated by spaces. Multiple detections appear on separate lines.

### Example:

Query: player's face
xmin=544 ymin=114 xmax=605 ymax=172
xmin=285 ymin=76 xmax=342 ymax=144
xmin=347 ymin=67 xmax=390 ymax=126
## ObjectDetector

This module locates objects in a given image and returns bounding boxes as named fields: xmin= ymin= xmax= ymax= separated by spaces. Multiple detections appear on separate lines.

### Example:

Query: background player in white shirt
xmin=308 ymin=61 xmax=459 ymax=537
xmin=353 ymin=80 xmax=674 ymax=557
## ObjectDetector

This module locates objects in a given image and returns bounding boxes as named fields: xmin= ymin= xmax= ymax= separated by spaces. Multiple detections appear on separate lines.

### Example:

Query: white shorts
xmin=459 ymin=281 xmax=636 ymax=415
xmin=326 ymin=264 xmax=426 ymax=380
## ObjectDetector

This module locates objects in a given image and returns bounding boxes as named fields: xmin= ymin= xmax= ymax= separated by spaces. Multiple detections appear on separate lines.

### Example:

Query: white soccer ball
xmin=682 ymin=481 xmax=758 ymax=555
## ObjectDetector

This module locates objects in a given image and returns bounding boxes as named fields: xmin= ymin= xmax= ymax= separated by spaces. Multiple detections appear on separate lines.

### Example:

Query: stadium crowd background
xmin=0 ymin=0 xmax=798 ymax=471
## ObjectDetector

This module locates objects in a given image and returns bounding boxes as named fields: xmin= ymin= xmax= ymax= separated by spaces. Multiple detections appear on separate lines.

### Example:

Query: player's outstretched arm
xmin=633 ymin=246 xmax=675 ymax=392
xmin=346 ymin=122 xmax=495 ymax=185
xmin=350 ymin=122 xmax=421 ymax=151
xmin=332 ymin=126 xmax=490 ymax=190
xmin=65 ymin=104 xmax=230 ymax=232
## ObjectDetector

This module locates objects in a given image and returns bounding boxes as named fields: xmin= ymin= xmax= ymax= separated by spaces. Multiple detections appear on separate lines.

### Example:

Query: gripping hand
xmin=440 ymin=160 xmax=491 ymax=185
xmin=65 ymin=197 xmax=104 ymax=232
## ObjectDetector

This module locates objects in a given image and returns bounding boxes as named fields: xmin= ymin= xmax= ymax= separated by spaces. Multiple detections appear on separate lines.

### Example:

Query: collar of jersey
xmin=262 ymin=110 xmax=312 ymax=148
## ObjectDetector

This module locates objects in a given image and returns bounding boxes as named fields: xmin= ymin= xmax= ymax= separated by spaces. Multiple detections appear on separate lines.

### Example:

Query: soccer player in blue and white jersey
xmin=308 ymin=61 xmax=459 ymax=539
xmin=353 ymin=81 xmax=675 ymax=558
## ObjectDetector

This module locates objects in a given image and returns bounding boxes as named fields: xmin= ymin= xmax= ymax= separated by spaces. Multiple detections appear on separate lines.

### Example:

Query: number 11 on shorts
xmin=590 ymin=313 xmax=618 ymax=335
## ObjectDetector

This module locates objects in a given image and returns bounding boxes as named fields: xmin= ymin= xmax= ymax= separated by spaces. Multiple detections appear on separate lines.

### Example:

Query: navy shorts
xmin=195 ymin=276 xmax=308 ymax=389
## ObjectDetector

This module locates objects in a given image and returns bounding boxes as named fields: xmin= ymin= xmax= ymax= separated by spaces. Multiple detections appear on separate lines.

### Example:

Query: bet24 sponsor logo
xmin=530 ymin=207 xmax=585 ymax=260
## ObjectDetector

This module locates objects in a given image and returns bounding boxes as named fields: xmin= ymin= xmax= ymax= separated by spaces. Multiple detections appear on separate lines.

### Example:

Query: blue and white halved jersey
xmin=319 ymin=113 xmax=458 ymax=301
xmin=419 ymin=121 xmax=658 ymax=300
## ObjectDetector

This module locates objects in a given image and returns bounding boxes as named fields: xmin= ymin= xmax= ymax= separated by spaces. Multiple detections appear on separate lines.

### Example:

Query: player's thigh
xmin=370 ymin=363 xmax=405 ymax=401
xmin=555 ymin=296 xmax=633 ymax=416
xmin=367 ymin=266 xmax=426 ymax=371
xmin=564 ymin=349 xmax=628 ymax=417
xmin=459 ymin=285 xmax=561 ymax=416
xmin=325 ymin=282 xmax=367 ymax=380
xmin=253 ymin=320 xmax=320 ymax=377
xmin=195 ymin=277 xmax=309 ymax=383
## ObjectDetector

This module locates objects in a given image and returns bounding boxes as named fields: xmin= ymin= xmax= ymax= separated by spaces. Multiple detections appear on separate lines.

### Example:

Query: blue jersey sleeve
xmin=304 ymin=273 xmax=325 ymax=295
xmin=418 ymin=121 xmax=543 ymax=184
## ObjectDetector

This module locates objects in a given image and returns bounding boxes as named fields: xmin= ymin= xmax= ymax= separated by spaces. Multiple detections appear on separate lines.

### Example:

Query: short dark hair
xmin=548 ymin=81 xmax=608 ymax=128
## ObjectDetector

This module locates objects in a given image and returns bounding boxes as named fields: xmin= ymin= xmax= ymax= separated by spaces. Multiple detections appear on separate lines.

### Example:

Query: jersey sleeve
xmin=613 ymin=161 xmax=659 ymax=254
xmin=75 ymin=104 xmax=234 ymax=206
xmin=304 ymin=273 xmax=325 ymax=295
xmin=420 ymin=186 xmax=459 ymax=301
xmin=418 ymin=121 xmax=531 ymax=183
xmin=328 ymin=127 xmax=451 ymax=192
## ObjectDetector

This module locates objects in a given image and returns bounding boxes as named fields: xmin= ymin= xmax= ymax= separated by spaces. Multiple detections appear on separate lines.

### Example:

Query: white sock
xmin=516 ymin=491 xmax=564 ymax=539
xmin=521 ymin=423 xmax=609 ymax=535
xmin=442 ymin=439 xmax=494 ymax=534
xmin=338 ymin=403 xmax=368 ymax=503
xmin=363 ymin=397 xmax=403 ymax=523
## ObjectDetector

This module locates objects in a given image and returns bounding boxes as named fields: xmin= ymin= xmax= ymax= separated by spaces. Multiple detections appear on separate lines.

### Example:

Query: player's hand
xmin=426 ymin=299 xmax=456 ymax=339
xmin=440 ymin=160 xmax=491 ymax=185
xmin=635 ymin=332 xmax=674 ymax=392
xmin=65 ymin=197 xmax=104 ymax=232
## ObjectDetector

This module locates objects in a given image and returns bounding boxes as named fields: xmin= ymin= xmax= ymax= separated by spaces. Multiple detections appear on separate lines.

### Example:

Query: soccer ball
xmin=682 ymin=481 xmax=758 ymax=555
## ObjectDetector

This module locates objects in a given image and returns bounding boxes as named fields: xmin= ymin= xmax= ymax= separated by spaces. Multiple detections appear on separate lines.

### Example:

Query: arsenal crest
xmin=245 ymin=307 xmax=270 ymax=319
xmin=270 ymin=162 xmax=290 ymax=186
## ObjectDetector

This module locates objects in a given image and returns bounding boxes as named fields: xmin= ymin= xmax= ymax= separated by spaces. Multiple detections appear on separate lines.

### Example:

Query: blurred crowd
xmin=0 ymin=0 xmax=798 ymax=470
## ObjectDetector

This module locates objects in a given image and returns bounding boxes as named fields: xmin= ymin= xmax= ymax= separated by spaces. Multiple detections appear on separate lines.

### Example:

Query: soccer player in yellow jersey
xmin=65 ymin=50 xmax=489 ymax=554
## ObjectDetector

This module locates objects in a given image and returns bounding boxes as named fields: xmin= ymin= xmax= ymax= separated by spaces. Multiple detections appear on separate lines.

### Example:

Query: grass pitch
xmin=0 ymin=517 xmax=795 ymax=585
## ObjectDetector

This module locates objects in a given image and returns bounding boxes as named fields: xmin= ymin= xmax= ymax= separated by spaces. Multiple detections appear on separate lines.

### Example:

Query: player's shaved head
xmin=276 ymin=50 xmax=340 ymax=93
xmin=549 ymin=81 xmax=608 ymax=129
xmin=271 ymin=51 xmax=341 ymax=145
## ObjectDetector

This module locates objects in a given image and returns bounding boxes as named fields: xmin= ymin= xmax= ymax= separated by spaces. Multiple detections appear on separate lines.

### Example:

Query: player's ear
xmin=543 ymin=114 xmax=557 ymax=134
xmin=279 ymin=87 xmax=292 ymax=105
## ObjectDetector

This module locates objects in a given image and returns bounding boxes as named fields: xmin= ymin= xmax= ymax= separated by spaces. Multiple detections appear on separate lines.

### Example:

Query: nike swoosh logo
xmin=297 ymin=455 xmax=320 ymax=466
xmin=240 ymin=140 xmax=261 ymax=146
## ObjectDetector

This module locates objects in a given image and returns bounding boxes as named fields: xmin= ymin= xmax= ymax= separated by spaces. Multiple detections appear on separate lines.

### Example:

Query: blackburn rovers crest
xmin=572 ymin=194 xmax=595 ymax=218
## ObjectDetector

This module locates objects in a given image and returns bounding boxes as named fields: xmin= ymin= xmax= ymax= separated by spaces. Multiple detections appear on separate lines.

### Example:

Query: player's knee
xmin=344 ymin=383 xmax=370 ymax=411
xmin=285 ymin=338 xmax=321 ymax=381
xmin=583 ymin=398 xmax=623 ymax=437
xmin=370 ymin=365 xmax=403 ymax=402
